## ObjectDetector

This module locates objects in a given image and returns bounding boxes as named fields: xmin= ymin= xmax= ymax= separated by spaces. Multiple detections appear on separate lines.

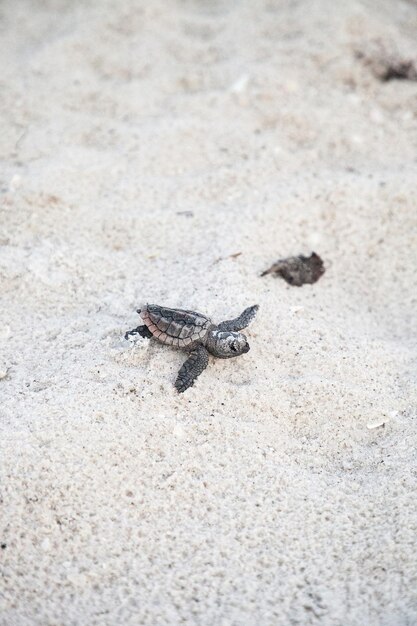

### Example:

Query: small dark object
xmin=125 ymin=304 xmax=259 ymax=393
xmin=355 ymin=47 xmax=417 ymax=82
xmin=213 ymin=251 xmax=242 ymax=265
xmin=261 ymin=252 xmax=325 ymax=286
xmin=379 ymin=60 xmax=417 ymax=82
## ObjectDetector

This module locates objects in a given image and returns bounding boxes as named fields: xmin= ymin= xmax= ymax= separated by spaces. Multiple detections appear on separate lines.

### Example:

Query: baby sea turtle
xmin=125 ymin=304 xmax=259 ymax=393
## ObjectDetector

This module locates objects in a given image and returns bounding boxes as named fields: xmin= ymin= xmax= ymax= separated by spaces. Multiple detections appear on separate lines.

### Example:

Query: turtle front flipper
xmin=217 ymin=304 xmax=259 ymax=332
xmin=125 ymin=325 xmax=153 ymax=340
xmin=175 ymin=345 xmax=209 ymax=393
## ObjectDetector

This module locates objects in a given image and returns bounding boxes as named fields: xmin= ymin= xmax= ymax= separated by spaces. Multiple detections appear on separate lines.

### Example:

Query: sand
xmin=1 ymin=0 xmax=417 ymax=624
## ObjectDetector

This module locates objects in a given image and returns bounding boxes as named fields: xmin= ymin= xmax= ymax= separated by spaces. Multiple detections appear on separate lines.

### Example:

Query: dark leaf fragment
xmin=261 ymin=252 xmax=325 ymax=286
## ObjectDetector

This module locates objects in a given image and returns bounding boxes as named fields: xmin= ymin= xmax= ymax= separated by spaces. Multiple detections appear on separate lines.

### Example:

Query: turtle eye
xmin=230 ymin=342 xmax=238 ymax=353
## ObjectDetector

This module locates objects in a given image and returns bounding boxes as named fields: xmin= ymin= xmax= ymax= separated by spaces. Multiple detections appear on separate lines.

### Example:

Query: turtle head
xmin=207 ymin=329 xmax=250 ymax=358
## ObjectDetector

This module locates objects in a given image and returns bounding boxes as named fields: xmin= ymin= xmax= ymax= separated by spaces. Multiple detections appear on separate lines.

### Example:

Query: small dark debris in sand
xmin=261 ymin=252 xmax=325 ymax=286
xmin=213 ymin=251 xmax=242 ymax=265
xmin=379 ymin=60 xmax=417 ymax=82
xmin=176 ymin=210 xmax=194 ymax=218
xmin=355 ymin=47 xmax=417 ymax=82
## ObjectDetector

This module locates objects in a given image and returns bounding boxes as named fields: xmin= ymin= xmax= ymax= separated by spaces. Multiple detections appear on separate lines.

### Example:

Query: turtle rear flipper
xmin=125 ymin=325 xmax=153 ymax=340
xmin=175 ymin=345 xmax=209 ymax=393
xmin=217 ymin=305 xmax=259 ymax=332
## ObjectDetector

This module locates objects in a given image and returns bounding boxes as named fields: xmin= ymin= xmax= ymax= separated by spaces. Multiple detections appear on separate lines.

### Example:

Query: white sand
xmin=1 ymin=0 xmax=417 ymax=624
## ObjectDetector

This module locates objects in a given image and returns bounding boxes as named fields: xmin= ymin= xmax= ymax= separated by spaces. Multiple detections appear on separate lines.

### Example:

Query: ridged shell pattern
xmin=141 ymin=305 xmax=211 ymax=348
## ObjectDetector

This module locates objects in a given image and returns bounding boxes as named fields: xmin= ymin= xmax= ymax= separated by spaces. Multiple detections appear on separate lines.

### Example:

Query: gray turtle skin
xmin=125 ymin=304 xmax=259 ymax=393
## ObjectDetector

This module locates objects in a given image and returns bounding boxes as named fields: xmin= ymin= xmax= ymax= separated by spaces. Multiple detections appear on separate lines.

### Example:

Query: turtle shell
xmin=140 ymin=304 xmax=212 ymax=348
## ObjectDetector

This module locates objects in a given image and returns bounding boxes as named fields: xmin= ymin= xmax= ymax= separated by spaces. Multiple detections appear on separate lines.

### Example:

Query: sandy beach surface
xmin=1 ymin=0 xmax=417 ymax=624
